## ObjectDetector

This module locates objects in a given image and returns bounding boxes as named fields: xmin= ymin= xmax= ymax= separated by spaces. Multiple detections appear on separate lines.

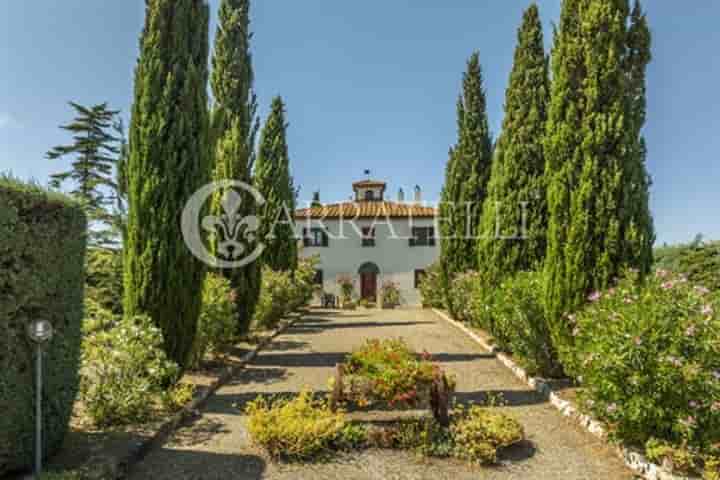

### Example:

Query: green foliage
xmin=37 ymin=471 xmax=85 ymax=480
xmin=0 ymin=176 xmax=86 ymax=475
xmin=477 ymin=4 xmax=550 ymax=283
xmin=124 ymin=0 xmax=211 ymax=371
xmin=210 ymin=0 xmax=261 ymax=336
xmin=567 ymin=271 xmax=720 ymax=462
xmin=655 ymin=240 xmax=720 ymax=292
xmin=245 ymin=390 xmax=346 ymax=461
xmin=392 ymin=417 xmax=455 ymax=458
xmin=254 ymin=96 xmax=297 ymax=272
xmin=80 ymin=314 xmax=180 ymax=427
xmin=544 ymin=0 xmax=652 ymax=348
xmin=190 ymin=274 xmax=238 ymax=368
xmin=85 ymin=247 xmax=123 ymax=315
xmin=490 ymin=272 xmax=562 ymax=377
xmin=252 ymin=257 xmax=317 ymax=329
xmin=379 ymin=280 xmax=401 ymax=306
xmin=418 ymin=262 xmax=445 ymax=308
xmin=451 ymin=405 xmax=525 ymax=464
xmin=46 ymin=102 xmax=124 ymax=247
xmin=337 ymin=275 xmax=355 ymax=302
xmin=439 ymin=52 xmax=493 ymax=312
xmin=341 ymin=339 xmax=454 ymax=408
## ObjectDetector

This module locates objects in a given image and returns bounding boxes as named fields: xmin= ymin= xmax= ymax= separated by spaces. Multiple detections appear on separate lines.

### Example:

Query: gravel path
xmin=129 ymin=308 xmax=633 ymax=480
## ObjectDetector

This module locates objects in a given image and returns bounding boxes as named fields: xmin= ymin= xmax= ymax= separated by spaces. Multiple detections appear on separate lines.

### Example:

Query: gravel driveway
xmin=129 ymin=308 xmax=633 ymax=480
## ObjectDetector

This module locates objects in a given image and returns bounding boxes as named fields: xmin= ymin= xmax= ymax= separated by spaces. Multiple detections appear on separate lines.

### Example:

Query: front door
xmin=360 ymin=272 xmax=377 ymax=301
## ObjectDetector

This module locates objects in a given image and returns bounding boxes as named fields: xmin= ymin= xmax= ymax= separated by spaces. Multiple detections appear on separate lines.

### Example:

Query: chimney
xmin=414 ymin=185 xmax=422 ymax=203
xmin=398 ymin=188 xmax=405 ymax=202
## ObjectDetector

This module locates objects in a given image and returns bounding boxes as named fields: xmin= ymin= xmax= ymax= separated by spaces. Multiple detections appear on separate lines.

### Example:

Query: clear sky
xmin=1 ymin=1 xmax=718 ymax=245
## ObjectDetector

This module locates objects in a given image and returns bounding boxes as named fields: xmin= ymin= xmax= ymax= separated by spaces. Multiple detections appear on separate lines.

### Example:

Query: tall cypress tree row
xmin=254 ymin=96 xmax=297 ymax=272
xmin=124 ymin=0 xmax=210 ymax=371
xmin=544 ymin=0 xmax=638 ymax=347
xmin=477 ymin=4 xmax=550 ymax=282
xmin=211 ymin=0 xmax=261 ymax=334
xmin=439 ymin=53 xmax=493 ymax=281
xmin=622 ymin=0 xmax=654 ymax=274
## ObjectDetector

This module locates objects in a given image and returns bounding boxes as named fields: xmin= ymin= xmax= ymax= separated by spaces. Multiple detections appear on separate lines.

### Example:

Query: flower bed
xmin=329 ymin=339 xmax=456 ymax=425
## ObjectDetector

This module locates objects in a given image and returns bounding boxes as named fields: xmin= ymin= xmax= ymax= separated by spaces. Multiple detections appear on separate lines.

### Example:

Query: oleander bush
xmin=253 ymin=257 xmax=317 ymax=329
xmin=190 ymin=273 xmax=238 ymax=368
xmin=655 ymin=239 xmax=720 ymax=291
xmin=567 ymin=270 xmax=720 ymax=473
xmin=245 ymin=390 xmax=347 ymax=460
xmin=0 ymin=176 xmax=86 ymax=476
xmin=80 ymin=314 xmax=180 ymax=427
xmin=489 ymin=272 xmax=562 ymax=377
xmin=418 ymin=262 xmax=445 ymax=308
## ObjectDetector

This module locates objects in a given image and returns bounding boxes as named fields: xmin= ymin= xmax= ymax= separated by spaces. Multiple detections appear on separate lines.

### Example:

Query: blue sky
xmin=1 ymin=1 xmax=718 ymax=245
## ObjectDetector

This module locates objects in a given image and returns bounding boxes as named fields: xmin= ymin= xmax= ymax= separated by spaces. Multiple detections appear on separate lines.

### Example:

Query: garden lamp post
xmin=26 ymin=319 xmax=54 ymax=477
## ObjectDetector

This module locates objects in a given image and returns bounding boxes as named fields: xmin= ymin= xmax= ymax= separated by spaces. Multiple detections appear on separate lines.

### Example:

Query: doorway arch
xmin=358 ymin=262 xmax=380 ymax=301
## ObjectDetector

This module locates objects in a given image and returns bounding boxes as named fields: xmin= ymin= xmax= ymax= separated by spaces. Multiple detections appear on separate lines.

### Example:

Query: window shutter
xmin=429 ymin=227 xmax=436 ymax=246
xmin=322 ymin=231 xmax=329 ymax=247
xmin=303 ymin=228 xmax=310 ymax=247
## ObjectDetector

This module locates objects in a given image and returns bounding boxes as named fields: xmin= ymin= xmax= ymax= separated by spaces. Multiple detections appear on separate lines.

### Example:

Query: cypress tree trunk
xmin=211 ymin=0 xmax=261 ymax=334
xmin=439 ymin=53 xmax=493 ymax=289
xmin=544 ymin=0 xmax=646 ymax=349
xmin=255 ymin=96 xmax=297 ymax=272
xmin=477 ymin=5 xmax=550 ymax=282
xmin=124 ymin=0 xmax=210 ymax=371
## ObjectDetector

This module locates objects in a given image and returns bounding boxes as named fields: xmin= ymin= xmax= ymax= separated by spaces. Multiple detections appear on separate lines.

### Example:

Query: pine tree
xmin=477 ymin=4 xmax=550 ymax=282
xmin=254 ymin=96 xmax=297 ymax=272
xmin=124 ymin=0 xmax=210 ymax=371
xmin=622 ymin=0 xmax=654 ymax=274
xmin=439 ymin=54 xmax=493 ymax=276
xmin=544 ymin=0 xmax=639 ymax=347
xmin=47 ymin=102 xmax=121 ymax=246
xmin=210 ymin=0 xmax=261 ymax=334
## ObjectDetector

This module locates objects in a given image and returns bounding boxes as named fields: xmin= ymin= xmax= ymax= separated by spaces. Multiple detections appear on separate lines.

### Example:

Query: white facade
xmin=296 ymin=218 xmax=438 ymax=305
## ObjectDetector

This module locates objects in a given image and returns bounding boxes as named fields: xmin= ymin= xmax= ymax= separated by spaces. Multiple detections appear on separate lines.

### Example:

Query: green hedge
xmin=0 ymin=176 xmax=86 ymax=475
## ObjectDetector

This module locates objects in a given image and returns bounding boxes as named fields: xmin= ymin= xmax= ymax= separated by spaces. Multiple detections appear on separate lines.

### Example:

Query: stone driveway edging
xmin=431 ymin=308 xmax=699 ymax=480
xmin=80 ymin=311 xmax=304 ymax=480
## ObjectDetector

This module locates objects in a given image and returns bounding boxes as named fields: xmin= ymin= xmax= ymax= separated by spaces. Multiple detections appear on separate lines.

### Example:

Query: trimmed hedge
xmin=0 ymin=176 xmax=86 ymax=475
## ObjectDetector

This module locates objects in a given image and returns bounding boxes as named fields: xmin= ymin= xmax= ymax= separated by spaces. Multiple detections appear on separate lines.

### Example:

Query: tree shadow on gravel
xmin=128 ymin=450 xmax=266 ymax=480
xmin=454 ymin=389 xmax=546 ymax=407
xmin=290 ymin=321 xmax=433 ymax=333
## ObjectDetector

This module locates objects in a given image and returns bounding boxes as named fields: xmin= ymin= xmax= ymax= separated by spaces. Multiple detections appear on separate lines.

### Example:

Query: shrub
xmin=190 ymin=274 xmax=238 ymax=368
xmin=0 ymin=176 xmax=86 ymax=475
xmin=287 ymin=256 xmax=318 ymax=311
xmin=655 ymin=239 xmax=720 ymax=291
xmin=418 ymin=262 xmax=445 ymax=308
xmin=245 ymin=390 xmax=346 ymax=460
xmin=337 ymin=274 xmax=355 ymax=302
xmin=490 ymin=272 xmax=562 ymax=377
xmin=80 ymin=314 xmax=180 ymax=427
xmin=380 ymin=280 xmax=401 ymax=306
xmin=341 ymin=338 xmax=455 ymax=408
xmin=451 ymin=405 xmax=525 ymax=464
xmin=448 ymin=271 xmax=482 ymax=323
xmin=253 ymin=268 xmax=294 ymax=330
xmin=85 ymin=247 xmax=123 ymax=315
xmin=568 ymin=270 xmax=720 ymax=467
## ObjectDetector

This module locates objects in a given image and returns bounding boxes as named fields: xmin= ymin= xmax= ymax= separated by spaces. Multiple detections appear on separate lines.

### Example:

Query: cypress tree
xmin=124 ymin=0 xmax=210 ymax=371
xmin=477 ymin=4 xmax=550 ymax=281
xmin=439 ymin=53 xmax=493 ymax=280
xmin=622 ymin=0 xmax=654 ymax=274
xmin=254 ymin=96 xmax=297 ymax=272
xmin=47 ymin=102 xmax=122 ymax=246
xmin=211 ymin=0 xmax=261 ymax=334
xmin=544 ymin=0 xmax=638 ymax=347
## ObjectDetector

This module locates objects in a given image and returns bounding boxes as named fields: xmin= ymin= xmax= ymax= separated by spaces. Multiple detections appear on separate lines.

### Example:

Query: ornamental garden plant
xmin=567 ymin=270 xmax=720 ymax=476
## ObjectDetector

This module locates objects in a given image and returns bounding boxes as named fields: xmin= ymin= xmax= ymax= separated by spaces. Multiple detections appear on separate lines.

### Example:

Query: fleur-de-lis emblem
xmin=202 ymin=189 xmax=260 ymax=260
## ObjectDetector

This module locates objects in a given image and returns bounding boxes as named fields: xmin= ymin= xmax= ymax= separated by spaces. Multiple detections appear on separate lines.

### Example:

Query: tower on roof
xmin=352 ymin=179 xmax=386 ymax=202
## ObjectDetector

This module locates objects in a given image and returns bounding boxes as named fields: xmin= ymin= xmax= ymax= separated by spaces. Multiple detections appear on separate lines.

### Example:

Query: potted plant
xmin=380 ymin=281 xmax=401 ymax=309
xmin=337 ymin=275 xmax=356 ymax=310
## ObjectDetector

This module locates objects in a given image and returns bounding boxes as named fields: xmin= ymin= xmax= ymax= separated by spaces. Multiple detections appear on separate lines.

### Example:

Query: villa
xmin=294 ymin=179 xmax=439 ymax=305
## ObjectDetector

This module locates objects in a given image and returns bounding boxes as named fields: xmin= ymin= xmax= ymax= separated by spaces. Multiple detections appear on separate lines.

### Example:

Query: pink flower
xmin=685 ymin=325 xmax=697 ymax=337
xmin=694 ymin=286 xmax=710 ymax=295
xmin=633 ymin=336 xmax=643 ymax=346
xmin=623 ymin=297 xmax=634 ymax=304
xmin=712 ymin=402 xmax=720 ymax=412
xmin=712 ymin=371 xmax=720 ymax=381
xmin=661 ymin=281 xmax=675 ymax=290
xmin=606 ymin=403 xmax=618 ymax=414
xmin=689 ymin=400 xmax=699 ymax=409
xmin=701 ymin=305 xmax=713 ymax=316
xmin=655 ymin=269 xmax=669 ymax=278
xmin=607 ymin=288 xmax=617 ymax=296
xmin=588 ymin=291 xmax=602 ymax=302
xmin=679 ymin=416 xmax=696 ymax=428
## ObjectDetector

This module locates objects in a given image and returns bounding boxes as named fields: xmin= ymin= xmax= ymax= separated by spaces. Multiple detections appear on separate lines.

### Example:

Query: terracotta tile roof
xmin=352 ymin=179 xmax=387 ymax=189
xmin=295 ymin=201 xmax=436 ymax=219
